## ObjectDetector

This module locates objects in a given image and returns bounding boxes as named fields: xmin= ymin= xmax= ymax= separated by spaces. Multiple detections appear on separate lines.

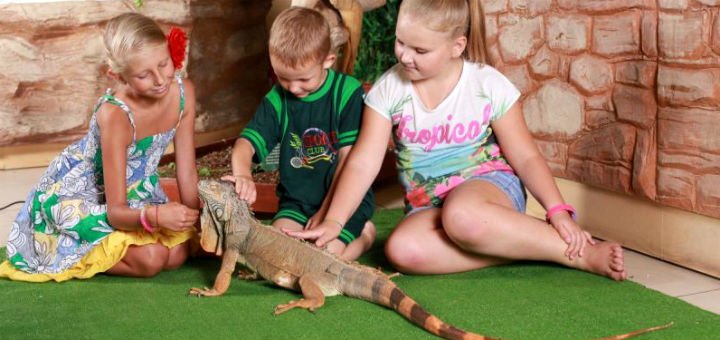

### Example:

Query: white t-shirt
xmin=365 ymin=61 xmax=520 ymax=193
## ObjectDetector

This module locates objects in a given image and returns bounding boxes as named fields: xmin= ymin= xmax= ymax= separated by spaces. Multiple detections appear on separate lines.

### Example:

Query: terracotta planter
xmin=159 ymin=177 xmax=279 ymax=214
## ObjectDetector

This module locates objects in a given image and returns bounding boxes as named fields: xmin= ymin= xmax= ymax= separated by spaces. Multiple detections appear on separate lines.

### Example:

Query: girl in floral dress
xmin=0 ymin=12 xmax=200 ymax=282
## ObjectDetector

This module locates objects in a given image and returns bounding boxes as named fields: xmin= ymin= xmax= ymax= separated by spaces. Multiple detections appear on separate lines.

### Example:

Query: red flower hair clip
xmin=167 ymin=26 xmax=188 ymax=69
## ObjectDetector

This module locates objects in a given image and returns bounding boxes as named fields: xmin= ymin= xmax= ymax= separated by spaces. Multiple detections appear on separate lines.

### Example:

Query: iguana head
xmin=197 ymin=179 xmax=253 ymax=255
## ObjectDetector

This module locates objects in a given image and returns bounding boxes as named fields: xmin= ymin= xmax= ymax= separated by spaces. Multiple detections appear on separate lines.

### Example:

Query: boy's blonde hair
xmin=103 ymin=12 xmax=167 ymax=73
xmin=399 ymin=0 xmax=487 ymax=64
xmin=269 ymin=7 xmax=332 ymax=68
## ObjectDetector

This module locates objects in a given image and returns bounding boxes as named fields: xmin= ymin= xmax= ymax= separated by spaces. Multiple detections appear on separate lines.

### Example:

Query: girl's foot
xmin=575 ymin=241 xmax=627 ymax=281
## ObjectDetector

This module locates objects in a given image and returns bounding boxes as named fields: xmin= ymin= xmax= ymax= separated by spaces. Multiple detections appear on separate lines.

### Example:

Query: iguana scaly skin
xmin=189 ymin=180 xmax=496 ymax=339
xmin=189 ymin=180 xmax=672 ymax=340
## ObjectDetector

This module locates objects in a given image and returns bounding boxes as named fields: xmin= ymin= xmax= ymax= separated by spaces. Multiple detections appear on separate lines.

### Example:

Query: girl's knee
xmin=384 ymin=232 xmax=429 ymax=272
xmin=442 ymin=203 xmax=493 ymax=249
xmin=164 ymin=242 xmax=189 ymax=270
xmin=131 ymin=244 xmax=169 ymax=277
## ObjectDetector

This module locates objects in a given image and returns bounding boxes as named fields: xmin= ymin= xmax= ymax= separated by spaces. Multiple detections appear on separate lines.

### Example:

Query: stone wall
xmin=0 ymin=0 xmax=270 ymax=145
xmin=485 ymin=0 xmax=720 ymax=219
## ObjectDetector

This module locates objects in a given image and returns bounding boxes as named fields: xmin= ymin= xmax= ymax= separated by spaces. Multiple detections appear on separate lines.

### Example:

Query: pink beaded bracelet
xmin=545 ymin=203 xmax=577 ymax=222
xmin=140 ymin=205 xmax=155 ymax=233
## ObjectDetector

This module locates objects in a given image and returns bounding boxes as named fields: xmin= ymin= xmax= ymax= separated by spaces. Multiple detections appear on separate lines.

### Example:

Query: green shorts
xmin=272 ymin=195 xmax=374 ymax=245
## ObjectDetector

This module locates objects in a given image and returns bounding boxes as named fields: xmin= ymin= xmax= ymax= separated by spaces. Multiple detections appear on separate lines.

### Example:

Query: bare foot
xmin=575 ymin=241 xmax=627 ymax=281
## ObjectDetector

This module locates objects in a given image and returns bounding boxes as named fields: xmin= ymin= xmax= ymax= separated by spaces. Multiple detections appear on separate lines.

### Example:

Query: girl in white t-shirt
xmin=287 ymin=0 xmax=626 ymax=281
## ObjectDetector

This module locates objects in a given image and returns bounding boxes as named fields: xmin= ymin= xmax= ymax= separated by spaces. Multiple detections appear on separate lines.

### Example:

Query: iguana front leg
xmin=189 ymin=250 xmax=240 ymax=297
xmin=273 ymin=272 xmax=337 ymax=315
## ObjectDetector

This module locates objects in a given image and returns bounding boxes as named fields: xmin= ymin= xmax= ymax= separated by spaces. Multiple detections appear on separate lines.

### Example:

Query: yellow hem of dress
xmin=0 ymin=229 xmax=194 ymax=282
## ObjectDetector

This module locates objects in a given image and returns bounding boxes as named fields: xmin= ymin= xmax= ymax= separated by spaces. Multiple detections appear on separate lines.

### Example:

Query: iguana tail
xmin=341 ymin=269 xmax=498 ymax=340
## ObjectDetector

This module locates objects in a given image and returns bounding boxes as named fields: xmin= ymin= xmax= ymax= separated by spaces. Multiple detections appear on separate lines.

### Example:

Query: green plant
xmin=352 ymin=0 xmax=400 ymax=83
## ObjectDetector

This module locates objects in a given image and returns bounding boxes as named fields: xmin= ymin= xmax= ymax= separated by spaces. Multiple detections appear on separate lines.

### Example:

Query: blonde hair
xmin=103 ymin=12 xmax=167 ymax=73
xmin=269 ymin=7 xmax=331 ymax=68
xmin=399 ymin=0 xmax=487 ymax=64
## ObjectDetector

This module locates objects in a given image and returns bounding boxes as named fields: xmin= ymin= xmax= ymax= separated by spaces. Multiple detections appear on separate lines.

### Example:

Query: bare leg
xmin=107 ymin=243 xmax=169 ymax=277
xmin=385 ymin=208 xmax=509 ymax=274
xmin=340 ymin=221 xmax=376 ymax=261
xmin=386 ymin=180 xmax=626 ymax=280
xmin=164 ymin=241 xmax=190 ymax=270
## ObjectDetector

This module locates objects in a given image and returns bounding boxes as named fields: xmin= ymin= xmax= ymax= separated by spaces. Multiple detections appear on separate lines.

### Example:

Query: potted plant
xmin=350 ymin=0 xmax=400 ymax=182
xmin=353 ymin=0 xmax=399 ymax=88
xmin=158 ymin=142 xmax=279 ymax=214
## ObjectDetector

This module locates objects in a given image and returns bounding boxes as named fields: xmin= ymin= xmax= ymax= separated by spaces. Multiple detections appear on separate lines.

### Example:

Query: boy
xmin=223 ymin=7 xmax=376 ymax=260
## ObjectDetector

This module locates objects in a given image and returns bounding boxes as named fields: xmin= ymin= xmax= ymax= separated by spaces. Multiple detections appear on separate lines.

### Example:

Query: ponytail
xmin=465 ymin=0 xmax=487 ymax=65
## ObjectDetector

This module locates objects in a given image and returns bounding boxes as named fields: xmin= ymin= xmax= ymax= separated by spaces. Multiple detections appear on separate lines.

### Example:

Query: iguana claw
xmin=188 ymin=287 xmax=223 ymax=297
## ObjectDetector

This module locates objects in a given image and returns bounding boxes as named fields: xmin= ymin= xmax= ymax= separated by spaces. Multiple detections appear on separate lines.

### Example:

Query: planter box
xmin=160 ymin=178 xmax=279 ymax=214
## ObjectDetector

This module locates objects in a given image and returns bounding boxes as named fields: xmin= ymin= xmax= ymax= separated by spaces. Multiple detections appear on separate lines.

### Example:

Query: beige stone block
xmin=658 ymin=149 xmax=720 ymax=172
xmin=658 ymin=107 xmax=720 ymax=152
xmin=632 ymin=128 xmax=657 ymax=200
xmin=697 ymin=175 xmax=720 ymax=218
xmin=546 ymin=14 xmax=590 ymax=54
xmin=585 ymin=95 xmax=614 ymax=111
xmin=657 ymin=167 xmax=696 ymax=210
xmin=615 ymin=61 xmax=656 ymax=89
xmin=641 ymin=10 xmax=658 ymax=57
xmin=569 ymin=123 xmax=636 ymax=163
xmin=500 ymin=64 xmax=535 ymax=95
xmin=534 ymin=139 xmax=568 ymax=175
xmin=592 ymin=12 xmax=642 ymax=57
xmin=484 ymin=0 xmax=509 ymax=14
xmin=524 ymin=81 xmax=584 ymax=137
xmin=657 ymin=66 xmax=720 ymax=108
xmin=569 ymin=55 xmax=613 ymax=95
xmin=529 ymin=46 xmax=560 ymax=80
xmin=498 ymin=15 xmax=543 ymax=63
xmin=566 ymin=158 xmax=632 ymax=193
xmin=557 ymin=0 xmax=656 ymax=12
xmin=658 ymin=0 xmax=689 ymax=10
xmin=509 ymin=0 xmax=552 ymax=16
xmin=613 ymin=85 xmax=657 ymax=128
xmin=658 ymin=11 xmax=709 ymax=60
xmin=585 ymin=110 xmax=616 ymax=129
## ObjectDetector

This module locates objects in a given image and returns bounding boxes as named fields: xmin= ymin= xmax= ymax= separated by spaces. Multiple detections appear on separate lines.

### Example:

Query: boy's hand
xmin=284 ymin=219 xmax=343 ymax=248
xmin=549 ymin=212 xmax=595 ymax=260
xmin=157 ymin=202 xmax=199 ymax=232
xmin=221 ymin=174 xmax=257 ymax=204
xmin=305 ymin=206 xmax=329 ymax=231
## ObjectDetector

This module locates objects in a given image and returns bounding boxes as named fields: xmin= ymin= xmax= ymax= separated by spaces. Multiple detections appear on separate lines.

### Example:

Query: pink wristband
xmin=140 ymin=205 xmax=154 ymax=233
xmin=545 ymin=204 xmax=576 ymax=222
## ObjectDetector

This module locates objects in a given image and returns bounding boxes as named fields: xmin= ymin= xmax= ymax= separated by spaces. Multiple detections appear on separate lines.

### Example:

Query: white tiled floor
xmin=1 ymin=167 xmax=718 ymax=315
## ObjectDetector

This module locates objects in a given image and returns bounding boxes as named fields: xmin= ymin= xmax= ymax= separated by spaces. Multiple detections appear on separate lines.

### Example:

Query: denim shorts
xmin=468 ymin=170 xmax=527 ymax=213
xmin=406 ymin=170 xmax=527 ymax=215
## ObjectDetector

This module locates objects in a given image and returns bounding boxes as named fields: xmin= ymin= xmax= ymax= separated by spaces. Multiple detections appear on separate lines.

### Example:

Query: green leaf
xmin=198 ymin=166 xmax=211 ymax=177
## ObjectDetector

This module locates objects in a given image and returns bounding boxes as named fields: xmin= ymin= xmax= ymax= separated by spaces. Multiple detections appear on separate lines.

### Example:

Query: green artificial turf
xmin=1 ymin=209 xmax=717 ymax=340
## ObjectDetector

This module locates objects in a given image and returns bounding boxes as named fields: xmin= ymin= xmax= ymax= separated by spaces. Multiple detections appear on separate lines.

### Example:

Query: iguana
xmin=189 ymin=179 xmax=672 ymax=340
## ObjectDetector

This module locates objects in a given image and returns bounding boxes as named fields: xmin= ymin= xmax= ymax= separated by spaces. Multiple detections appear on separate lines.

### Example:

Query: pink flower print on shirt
xmin=406 ymin=186 xmax=432 ymax=208
xmin=433 ymin=175 xmax=465 ymax=199
xmin=482 ymin=103 xmax=492 ymax=124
